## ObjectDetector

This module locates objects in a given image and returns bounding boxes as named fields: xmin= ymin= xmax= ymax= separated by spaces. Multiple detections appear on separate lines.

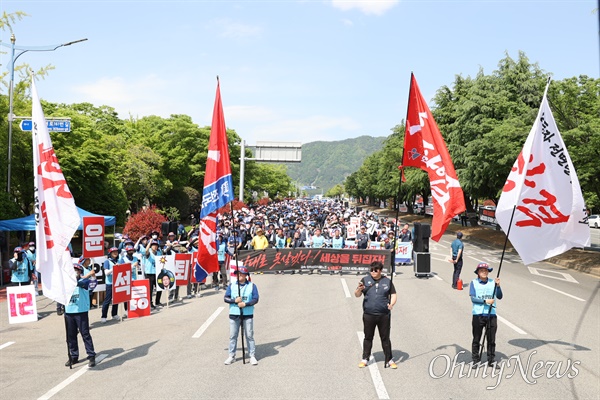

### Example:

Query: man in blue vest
xmin=470 ymin=262 xmax=503 ymax=368
xmin=224 ymin=266 xmax=259 ymax=366
xmin=65 ymin=263 xmax=96 ymax=368
xmin=355 ymin=261 xmax=397 ymax=369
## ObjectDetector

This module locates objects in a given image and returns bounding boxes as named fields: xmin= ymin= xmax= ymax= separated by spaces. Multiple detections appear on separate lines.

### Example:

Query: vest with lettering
xmin=229 ymin=282 xmax=255 ymax=316
xmin=10 ymin=259 xmax=30 ymax=283
xmin=332 ymin=237 xmax=344 ymax=249
xmin=103 ymin=258 xmax=118 ymax=285
xmin=362 ymin=275 xmax=392 ymax=315
xmin=218 ymin=241 xmax=227 ymax=262
xmin=66 ymin=280 xmax=91 ymax=313
xmin=471 ymin=279 xmax=498 ymax=315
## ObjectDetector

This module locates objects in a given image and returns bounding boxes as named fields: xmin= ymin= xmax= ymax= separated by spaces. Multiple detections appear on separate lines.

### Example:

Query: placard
xmin=128 ymin=279 xmax=151 ymax=318
xmin=7 ymin=285 xmax=38 ymax=324
xmin=82 ymin=216 xmax=105 ymax=258
xmin=113 ymin=263 xmax=132 ymax=304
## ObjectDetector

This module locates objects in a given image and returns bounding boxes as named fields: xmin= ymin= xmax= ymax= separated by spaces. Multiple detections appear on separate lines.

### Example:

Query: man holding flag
xmin=31 ymin=76 xmax=81 ymax=311
xmin=401 ymin=73 xmax=465 ymax=242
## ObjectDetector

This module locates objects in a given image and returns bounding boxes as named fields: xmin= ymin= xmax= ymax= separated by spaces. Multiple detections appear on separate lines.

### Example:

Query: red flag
xmin=197 ymin=78 xmax=234 ymax=274
xmin=401 ymin=74 xmax=465 ymax=241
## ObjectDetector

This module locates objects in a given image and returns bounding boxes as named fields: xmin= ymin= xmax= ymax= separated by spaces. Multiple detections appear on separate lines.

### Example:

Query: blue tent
xmin=0 ymin=207 xmax=116 ymax=231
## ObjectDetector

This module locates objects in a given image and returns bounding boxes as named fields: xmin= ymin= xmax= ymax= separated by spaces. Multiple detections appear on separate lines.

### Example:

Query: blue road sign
xmin=20 ymin=119 xmax=71 ymax=132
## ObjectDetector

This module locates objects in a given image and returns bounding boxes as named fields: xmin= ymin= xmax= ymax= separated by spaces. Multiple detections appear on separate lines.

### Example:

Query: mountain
xmin=284 ymin=135 xmax=387 ymax=193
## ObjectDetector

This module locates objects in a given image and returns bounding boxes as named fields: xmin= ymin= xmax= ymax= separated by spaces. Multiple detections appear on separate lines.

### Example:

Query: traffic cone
xmin=457 ymin=279 xmax=463 ymax=290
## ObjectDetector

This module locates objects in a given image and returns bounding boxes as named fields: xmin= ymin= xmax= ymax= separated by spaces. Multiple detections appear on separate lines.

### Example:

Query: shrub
xmin=123 ymin=205 xmax=168 ymax=241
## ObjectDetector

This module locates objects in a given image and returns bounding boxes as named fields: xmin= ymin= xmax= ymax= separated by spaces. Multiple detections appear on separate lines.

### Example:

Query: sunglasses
xmin=370 ymin=268 xmax=382 ymax=272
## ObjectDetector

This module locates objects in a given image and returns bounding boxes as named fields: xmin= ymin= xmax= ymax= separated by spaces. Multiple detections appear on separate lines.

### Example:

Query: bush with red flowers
xmin=123 ymin=205 xmax=168 ymax=241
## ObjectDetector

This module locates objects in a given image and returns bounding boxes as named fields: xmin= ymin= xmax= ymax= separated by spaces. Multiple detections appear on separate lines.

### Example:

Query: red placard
xmin=128 ymin=279 xmax=151 ymax=319
xmin=112 ymin=263 xmax=132 ymax=304
xmin=174 ymin=253 xmax=191 ymax=286
xmin=82 ymin=216 xmax=105 ymax=258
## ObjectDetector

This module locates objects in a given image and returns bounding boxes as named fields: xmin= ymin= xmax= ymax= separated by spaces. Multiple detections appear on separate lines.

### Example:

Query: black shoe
xmin=57 ymin=309 xmax=64 ymax=316
xmin=488 ymin=361 xmax=500 ymax=369
xmin=88 ymin=357 xmax=96 ymax=368
xmin=65 ymin=358 xmax=78 ymax=367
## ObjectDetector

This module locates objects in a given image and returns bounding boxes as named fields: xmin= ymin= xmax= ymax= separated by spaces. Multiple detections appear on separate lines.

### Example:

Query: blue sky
xmin=1 ymin=1 xmax=598 ymax=145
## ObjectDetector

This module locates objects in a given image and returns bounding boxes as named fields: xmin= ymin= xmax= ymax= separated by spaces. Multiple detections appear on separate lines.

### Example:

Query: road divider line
xmin=340 ymin=278 xmax=351 ymax=298
xmin=0 ymin=341 xmax=15 ymax=350
xmin=497 ymin=315 xmax=527 ymax=335
xmin=430 ymin=273 xmax=443 ymax=281
xmin=192 ymin=307 xmax=224 ymax=338
xmin=38 ymin=354 xmax=108 ymax=400
xmin=357 ymin=331 xmax=390 ymax=400
xmin=532 ymin=281 xmax=585 ymax=302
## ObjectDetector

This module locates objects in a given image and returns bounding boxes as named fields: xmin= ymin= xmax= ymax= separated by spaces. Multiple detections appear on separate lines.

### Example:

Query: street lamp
xmin=1 ymin=34 xmax=88 ymax=194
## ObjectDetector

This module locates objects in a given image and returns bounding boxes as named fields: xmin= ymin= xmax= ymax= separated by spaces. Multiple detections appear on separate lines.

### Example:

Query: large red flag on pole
xmin=195 ymin=78 xmax=234 ymax=282
xmin=31 ymin=77 xmax=80 ymax=306
xmin=496 ymin=80 xmax=590 ymax=264
xmin=401 ymin=73 xmax=465 ymax=241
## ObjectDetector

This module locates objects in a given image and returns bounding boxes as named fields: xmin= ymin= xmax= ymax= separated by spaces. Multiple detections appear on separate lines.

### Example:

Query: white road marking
xmin=430 ymin=273 xmax=443 ymax=281
xmin=192 ymin=307 xmax=225 ymax=338
xmin=357 ymin=331 xmax=390 ymax=399
xmin=496 ymin=315 xmax=527 ymax=335
xmin=340 ymin=278 xmax=351 ymax=298
xmin=38 ymin=354 xmax=108 ymax=400
xmin=532 ymin=281 xmax=585 ymax=302
xmin=528 ymin=267 xmax=579 ymax=283
xmin=0 ymin=341 xmax=15 ymax=350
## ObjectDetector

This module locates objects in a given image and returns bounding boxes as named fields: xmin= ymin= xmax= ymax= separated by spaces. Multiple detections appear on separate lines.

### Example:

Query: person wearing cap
xmin=356 ymin=226 xmax=370 ymax=249
xmin=470 ymin=262 xmax=503 ymax=368
xmin=355 ymin=261 xmax=397 ymax=369
xmin=449 ymin=232 xmax=464 ymax=289
xmin=223 ymin=266 xmax=260 ymax=366
xmin=250 ymin=228 xmax=269 ymax=250
xmin=145 ymin=239 xmax=164 ymax=309
xmin=9 ymin=247 xmax=30 ymax=285
xmin=100 ymin=247 xmax=121 ymax=322
xmin=65 ymin=263 xmax=96 ymax=368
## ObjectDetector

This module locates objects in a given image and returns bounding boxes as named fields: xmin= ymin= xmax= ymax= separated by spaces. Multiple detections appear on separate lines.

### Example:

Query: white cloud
xmin=207 ymin=18 xmax=262 ymax=39
xmin=331 ymin=0 xmax=399 ymax=16
xmin=342 ymin=18 xmax=354 ymax=26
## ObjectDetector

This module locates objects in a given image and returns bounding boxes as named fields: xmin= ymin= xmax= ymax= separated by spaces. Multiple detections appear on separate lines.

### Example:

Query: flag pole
xmin=478 ymin=205 xmax=516 ymax=361
xmin=390 ymin=71 xmax=414 ymax=284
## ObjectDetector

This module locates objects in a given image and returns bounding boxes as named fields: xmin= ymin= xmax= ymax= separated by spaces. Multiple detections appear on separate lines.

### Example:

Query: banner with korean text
xmin=112 ymin=263 xmax=132 ymax=304
xmin=82 ymin=216 xmax=105 ymax=258
xmin=128 ymin=279 xmax=151 ymax=318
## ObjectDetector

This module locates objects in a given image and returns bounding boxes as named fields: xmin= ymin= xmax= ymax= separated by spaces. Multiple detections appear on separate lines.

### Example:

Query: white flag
xmin=32 ymin=77 xmax=80 ymax=305
xmin=496 ymin=82 xmax=590 ymax=265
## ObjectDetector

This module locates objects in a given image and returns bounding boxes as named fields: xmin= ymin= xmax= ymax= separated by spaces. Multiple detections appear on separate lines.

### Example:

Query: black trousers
xmin=65 ymin=312 xmax=95 ymax=360
xmin=472 ymin=315 xmax=497 ymax=363
xmin=362 ymin=313 xmax=392 ymax=363
xmin=452 ymin=258 xmax=463 ymax=287
xmin=147 ymin=274 xmax=157 ymax=306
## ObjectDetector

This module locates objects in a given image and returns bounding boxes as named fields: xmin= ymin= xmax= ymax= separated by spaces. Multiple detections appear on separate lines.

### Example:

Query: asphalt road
xmin=1 ymin=231 xmax=598 ymax=400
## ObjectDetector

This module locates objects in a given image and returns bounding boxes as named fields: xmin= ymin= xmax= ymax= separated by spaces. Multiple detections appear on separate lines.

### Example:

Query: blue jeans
xmin=229 ymin=316 xmax=255 ymax=357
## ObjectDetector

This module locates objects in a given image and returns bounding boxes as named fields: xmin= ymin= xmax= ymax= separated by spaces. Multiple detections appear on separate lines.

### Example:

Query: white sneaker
xmin=224 ymin=355 xmax=235 ymax=365
xmin=101 ymin=318 xmax=107 ymax=323
xmin=250 ymin=356 xmax=258 ymax=366
xmin=186 ymin=295 xmax=193 ymax=299
xmin=122 ymin=314 xmax=128 ymax=319
xmin=112 ymin=315 xmax=120 ymax=321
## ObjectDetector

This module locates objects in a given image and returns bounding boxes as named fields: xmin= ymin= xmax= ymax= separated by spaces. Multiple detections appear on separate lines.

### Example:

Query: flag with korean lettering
xmin=197 ymin=79 xmax=234 ymax=278
xmin=496 ymin=83 xmax=590 ymax=265
xmin=32 ymin=77 xmax=80 ymax=306
xmin=401 ymin=73 xmax=465 ymax=241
